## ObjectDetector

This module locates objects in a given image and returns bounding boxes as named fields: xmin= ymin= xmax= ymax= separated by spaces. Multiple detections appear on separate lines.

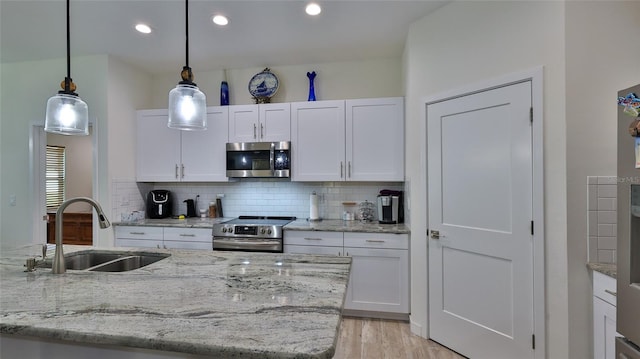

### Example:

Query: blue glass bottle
xmin=307 ymin=71 xmax=316 ymax=101
xmin=220 ymin=81 xmax=229 ymax=106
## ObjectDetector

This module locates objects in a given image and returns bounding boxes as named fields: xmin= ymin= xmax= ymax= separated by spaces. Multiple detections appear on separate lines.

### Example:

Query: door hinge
xmin=532 ymin=334 xmax=536 ymax=350
xmin=530 ymin=107 xmax=533 ymax=123
xmin=531 ymin=220 xmax=534 ymax=235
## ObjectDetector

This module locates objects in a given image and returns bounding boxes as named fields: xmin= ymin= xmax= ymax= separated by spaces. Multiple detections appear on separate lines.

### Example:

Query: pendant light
xmin=168 ymin=0 xmax=207 ymax=130
xmin=44 ymin=0 xmax=89 ymax=136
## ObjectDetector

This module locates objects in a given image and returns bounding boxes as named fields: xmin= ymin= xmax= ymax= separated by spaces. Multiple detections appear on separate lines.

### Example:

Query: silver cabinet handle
xmin=304 ymin=237 xmax=323 ymax=241
xmin=180 ymin=234 xmax=196 ymax=237
xmin=181 ymin=164 xmax=185 ymax=179
xmin=157 ymin=244 xmax=161 ymax=249
xmin=348 ymin=161 xmax=351 ymax=178
xmin=366 ymin=239 xmax=385 ymax=243
xmin=340 ymin=162 xmax=344 ymax=178
xmin=175 ymin=164 xmax=179 ymax=179
xmin=129 ymin=231 xmax=146 ymax=235
xmin=253 ymin=123 xmax=257 ymax=139
xmin=261 ymin=123 xmax=264 ymax=138
xmin=604 ymin=289 xmax=617 ymax=297
xmin=430 ymin=230 xmax=441 ymax=239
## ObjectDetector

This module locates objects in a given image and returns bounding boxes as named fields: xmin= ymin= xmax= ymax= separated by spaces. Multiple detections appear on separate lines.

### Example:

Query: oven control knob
xmin=222 ymin=227 xmax=227 ymax=233
xmin=267 ymin=229 xmax=272 ymax=235
xmin=228 ymin=227 xmax=233 ymax=234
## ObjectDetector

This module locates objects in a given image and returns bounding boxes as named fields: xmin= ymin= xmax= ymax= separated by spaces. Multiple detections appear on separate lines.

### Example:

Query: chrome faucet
xmin=52 ymin=197 xmax=111 ymax=274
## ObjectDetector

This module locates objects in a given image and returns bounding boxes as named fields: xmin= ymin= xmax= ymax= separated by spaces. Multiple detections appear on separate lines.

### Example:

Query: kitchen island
xmin=0 ymin=245 xmax=351 ymax=358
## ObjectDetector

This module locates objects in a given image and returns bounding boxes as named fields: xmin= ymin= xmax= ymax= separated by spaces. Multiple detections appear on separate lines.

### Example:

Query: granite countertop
xmin=0 ymin=245 xmax=351 ymax=358
xmin=284 ymin=219 xmax=410 ymax=234
xmin=587 ymin=262 xmax=617 ymax=278
xmin=113 ymin=217 xmax=231 ymax=228
xmin=114 ymin=218 xmax=411 ymax=235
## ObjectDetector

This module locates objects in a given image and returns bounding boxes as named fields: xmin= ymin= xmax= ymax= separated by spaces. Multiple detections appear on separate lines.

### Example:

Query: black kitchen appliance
xmin=183 ymin=199 xmax=197 ymax=218
xmin=147 ymin=190 xmax=172 ymax=219
xmin=212 ymin=216 xmax=296 ymax=252
xmin=377 ymin=189 xmax=404 ymax=224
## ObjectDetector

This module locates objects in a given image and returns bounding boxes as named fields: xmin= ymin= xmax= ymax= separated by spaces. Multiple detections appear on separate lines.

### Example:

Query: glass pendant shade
xmin=168 ymin=84 xmax=207 ymax=130
xmin=44 ymin=93 xmax=89 ymax=135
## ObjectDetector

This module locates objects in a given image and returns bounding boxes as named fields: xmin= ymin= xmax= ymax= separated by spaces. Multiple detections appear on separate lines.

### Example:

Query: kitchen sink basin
xmin=39 ymin=250 xmax=170 ymax=272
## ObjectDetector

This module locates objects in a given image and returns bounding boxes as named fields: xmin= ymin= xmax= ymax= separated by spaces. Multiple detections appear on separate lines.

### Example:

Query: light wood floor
xmin=333 ymin=317 xmax=467 ymax=359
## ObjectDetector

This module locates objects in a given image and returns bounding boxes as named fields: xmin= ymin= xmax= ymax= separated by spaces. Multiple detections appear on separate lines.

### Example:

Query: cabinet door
xmin=346 ymin=97 xmax=404 ymax=181
xmin=228 ymin=105 xmax=259 ymax=142
xmin=593 ymin=296 xmax=618 ymax=359
xmin=164 ymin=240 xmax=212 ymax=250
xmin=284 ymin=244 xmax=342 ymax=256
xmin=259 ymin=103 xmax=291 ymax=141
xmin=136 ymin=110 xmax=181 ymax=182
xmin=181 ymin=107 xmax=229 ymax=181
xmin=291 ymin=100 xmax=345 ymax=181
xmin=343 ymin=247 xmax=409 ymax=313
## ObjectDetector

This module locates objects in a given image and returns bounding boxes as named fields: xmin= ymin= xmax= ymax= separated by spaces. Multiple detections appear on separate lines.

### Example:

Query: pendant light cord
xmin=185 ymin=0 xmax=189 ymax=68
xmin=64 ymin=0 xmax=72 ymax=93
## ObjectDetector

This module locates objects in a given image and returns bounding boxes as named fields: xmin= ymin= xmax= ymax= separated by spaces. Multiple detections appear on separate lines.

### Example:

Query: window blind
xmin=46 ymin=145 xmax=65 ymax=209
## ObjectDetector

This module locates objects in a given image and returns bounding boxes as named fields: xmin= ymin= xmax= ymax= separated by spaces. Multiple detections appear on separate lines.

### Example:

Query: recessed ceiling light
xmin=135 ymin=24 xmax=152 ymax=34
xmin=212 ymin=15 xmax=229 ymax=26
xmin=305 ymin=3 xmax=321 ymax=16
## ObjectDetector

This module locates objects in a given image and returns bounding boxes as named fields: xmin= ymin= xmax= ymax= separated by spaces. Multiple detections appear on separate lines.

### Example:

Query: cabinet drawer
xmin=163 ymin=227 xmax=211 ymax=243
xmin=116 ymin=238 xmax=162 ymax=248
xmin=344 ymin=232 xmax=409 ymax=250
xmin=115 ymin=226 xmax=163 ymax=240
xmin=593 ymin=271 xmax=617 ymax=306
xmin=284 ymin=245 xmax=342 ymax=256
xmin=284 ymin=231 xmax=343 ymax=247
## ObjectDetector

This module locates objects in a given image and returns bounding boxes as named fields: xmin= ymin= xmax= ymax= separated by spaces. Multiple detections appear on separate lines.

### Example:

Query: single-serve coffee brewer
xmin=377 ymin=190 xmax=404 ymax=224
xmin=147 ymin=190 xmax=172 ymax=219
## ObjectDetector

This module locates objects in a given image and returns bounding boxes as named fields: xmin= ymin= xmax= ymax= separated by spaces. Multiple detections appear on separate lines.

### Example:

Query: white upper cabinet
xmin=291 ymin=100 xmax=346 ymax=181
xmin=136 ymin=107 xmax=229 ymax=182
xmin=228 ymin=103 xmax=290 ymax=142
xmin=291 ymin=97 xmax=404 ymax=182
xmin=346 ymin=97 xmax=404 ymax=181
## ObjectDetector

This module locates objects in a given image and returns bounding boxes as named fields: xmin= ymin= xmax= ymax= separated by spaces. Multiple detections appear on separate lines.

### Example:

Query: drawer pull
xmin=366 ymin=240 xmax=386 ymax=243
xmin=304 ymin=238 xmax=323 ymax=241
xmin=180 ymin=234 xmax=196 ymax=237
xmin=130 ymin=232 xmax=146 ymax=235
xmin=604 ymin=289 xmax=617 ymax=297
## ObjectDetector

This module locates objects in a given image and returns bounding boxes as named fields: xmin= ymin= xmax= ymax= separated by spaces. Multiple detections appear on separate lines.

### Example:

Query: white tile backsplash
xmin=112 ymin=179 xmax=403 ymax=222
xmin=587 ymin=176 xmax=617 ymax=264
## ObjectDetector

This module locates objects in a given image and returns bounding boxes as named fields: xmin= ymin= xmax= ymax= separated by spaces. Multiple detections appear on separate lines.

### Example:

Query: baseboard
xmin=409 ymin=317 xmax=426 ymax=338
xmin=342 ymin=309 xmax=409 ymax=321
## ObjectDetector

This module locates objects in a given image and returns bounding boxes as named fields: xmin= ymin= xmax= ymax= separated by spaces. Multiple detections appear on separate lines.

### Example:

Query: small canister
xmin=209 ymin=202 xmax=217 ymax=218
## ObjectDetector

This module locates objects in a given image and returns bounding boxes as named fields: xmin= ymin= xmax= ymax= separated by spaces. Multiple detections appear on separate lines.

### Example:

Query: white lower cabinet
xmin=593 ymin=271 xmax=620 ymax=359
xmin=283 ymin=230 xmax=410 ymax=318
xmin=115 ymin=226 xmax=212 ymax=251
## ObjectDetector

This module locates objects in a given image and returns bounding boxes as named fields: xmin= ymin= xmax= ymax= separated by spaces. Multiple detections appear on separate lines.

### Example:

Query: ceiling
xmin=1 ymin=0 xmax=448 ymax=75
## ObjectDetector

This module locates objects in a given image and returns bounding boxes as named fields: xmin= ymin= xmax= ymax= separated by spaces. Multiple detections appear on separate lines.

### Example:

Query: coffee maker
xmin=377 ymin=190 xmax=404 ymax=224
xmin=147 ymin=190 xmax=172 ymax=219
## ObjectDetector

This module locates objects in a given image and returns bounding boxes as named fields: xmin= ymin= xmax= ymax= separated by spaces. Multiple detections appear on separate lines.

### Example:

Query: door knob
xmin=430 ymin=230 xmax=441 ymax=239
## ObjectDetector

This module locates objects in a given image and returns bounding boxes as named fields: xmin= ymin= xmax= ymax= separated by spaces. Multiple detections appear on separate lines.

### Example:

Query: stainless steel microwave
xmin=226 ymin=141 xmax=290 ymax=178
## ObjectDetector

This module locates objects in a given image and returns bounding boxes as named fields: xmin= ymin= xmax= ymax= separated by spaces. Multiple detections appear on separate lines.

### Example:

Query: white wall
xmin=0 ymin=55 xmax=109 ymax=250
xmin=404 ymin=1 xmax=567 ymax=357
xmin=565 ymin=2 xmax=640 ymax=358
xmin=97 ymin=56 xmax=153 ymax=247
xmin=149 ymin=58 xmax=403 ymax=108
xmin=47 ymin=129 xmax=94 ymax=212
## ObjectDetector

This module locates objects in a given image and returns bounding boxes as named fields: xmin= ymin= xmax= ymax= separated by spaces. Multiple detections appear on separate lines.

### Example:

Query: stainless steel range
xmin=212 ymin=216 xmax=296 ymax=252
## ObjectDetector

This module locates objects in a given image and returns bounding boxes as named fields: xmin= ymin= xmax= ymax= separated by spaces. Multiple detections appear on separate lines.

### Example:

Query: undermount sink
xmin=40 ymin=250 xmax=170 ymax=272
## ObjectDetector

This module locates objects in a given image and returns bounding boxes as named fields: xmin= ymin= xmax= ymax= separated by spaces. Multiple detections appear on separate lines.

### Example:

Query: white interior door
xmin=427 ymin=81 xmax=534 ymax=359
